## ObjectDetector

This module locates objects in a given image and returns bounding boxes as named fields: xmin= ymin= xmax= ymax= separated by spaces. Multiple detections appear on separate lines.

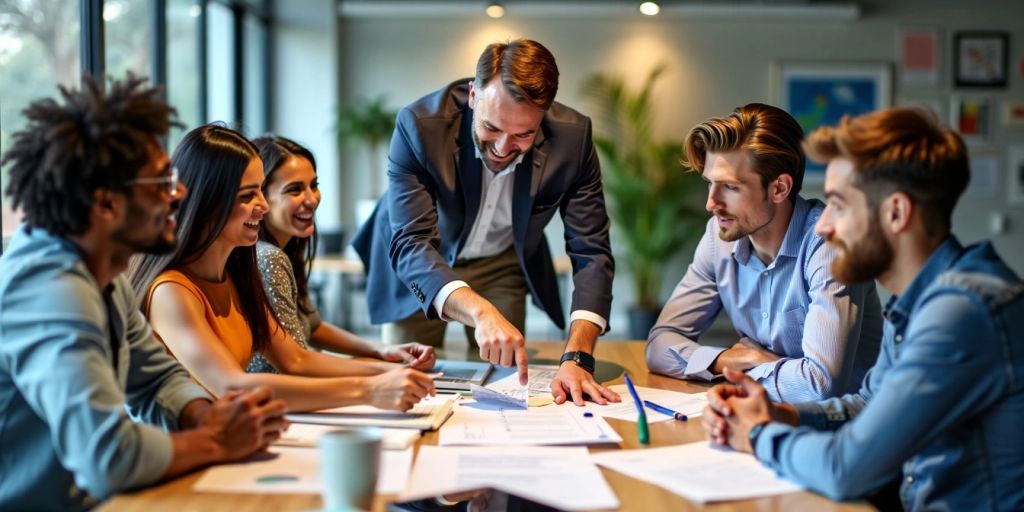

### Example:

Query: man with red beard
xmin=702 ymin=107 xmax=1024 ymax=510
xmin=0 ymin=76 xmax=286 ymax=510
xmin=647 ymin=103 xmax=883 ymax=401
xmin=353 ymin=39 xmax=619 ymax=406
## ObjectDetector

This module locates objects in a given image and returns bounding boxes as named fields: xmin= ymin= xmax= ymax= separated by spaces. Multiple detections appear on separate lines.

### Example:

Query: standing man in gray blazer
xmin=353 ymin=39 xmax=620 ymax=406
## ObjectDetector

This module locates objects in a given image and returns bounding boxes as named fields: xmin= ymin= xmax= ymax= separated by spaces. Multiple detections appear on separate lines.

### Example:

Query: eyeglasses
xmin=125 ymin=166 xmax=180 ymax=196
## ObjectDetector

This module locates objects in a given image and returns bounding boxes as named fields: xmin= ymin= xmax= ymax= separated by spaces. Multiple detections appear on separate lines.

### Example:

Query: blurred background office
xmin=2 ymin=0 xmax=1022 ymax=341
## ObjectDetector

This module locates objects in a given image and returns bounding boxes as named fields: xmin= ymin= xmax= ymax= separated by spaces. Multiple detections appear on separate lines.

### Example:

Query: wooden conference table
xmin=100 ymin=341 xmax=873 ymax=512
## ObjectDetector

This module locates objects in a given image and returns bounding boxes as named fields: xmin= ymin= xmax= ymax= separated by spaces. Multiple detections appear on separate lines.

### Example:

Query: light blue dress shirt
xmin=0 ymin=226 xmax=211 ymax=511
xmin=646 ymin=197 xmax=883 ymax=401
xmin=753 ymin=237 xmax=1024 ymax=510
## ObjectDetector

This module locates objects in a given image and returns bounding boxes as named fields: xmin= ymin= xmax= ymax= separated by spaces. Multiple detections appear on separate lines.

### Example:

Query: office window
xmin=0 ymin=0 xmax=81 ymax=248
xmin=167 ymin=0 xmax=202 ymax=148
xmin=104 ymin=0 xmax=151 ymax=79
xmin=205 ymin=1 xmax=235 ymax=126
xmin=242 ymin=11 xmax=267 ymax=136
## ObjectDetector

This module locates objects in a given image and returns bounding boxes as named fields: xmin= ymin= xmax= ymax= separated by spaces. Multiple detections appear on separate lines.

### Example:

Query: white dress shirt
xmin=432 ymin=147 xmax=607 ymax=332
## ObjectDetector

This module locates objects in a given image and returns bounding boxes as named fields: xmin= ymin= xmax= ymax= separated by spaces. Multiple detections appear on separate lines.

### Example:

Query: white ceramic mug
xmin=318 ymin=427 xmax=382 ymax=511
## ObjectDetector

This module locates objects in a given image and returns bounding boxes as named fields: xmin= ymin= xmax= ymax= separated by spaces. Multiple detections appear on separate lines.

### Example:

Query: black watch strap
xmin=748 ymin=420 xmax=771 ymax=453
xmin=559 ymin=351 xmax=596 ymax=374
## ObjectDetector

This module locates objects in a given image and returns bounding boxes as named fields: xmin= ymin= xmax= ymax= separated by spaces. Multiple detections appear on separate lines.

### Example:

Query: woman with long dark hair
xmin=247 ymin=135 xmax=435 ymax=374
xmin=130 ymin=124 xmax=434 ymax=412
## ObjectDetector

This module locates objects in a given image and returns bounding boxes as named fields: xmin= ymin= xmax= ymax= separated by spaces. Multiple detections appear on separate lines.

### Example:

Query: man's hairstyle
xmin=804 ymin=107 xmax=968 ymax=238
xmin=684 ymin=103 xmax=805 ymax=199
xmin=1 ymin=74 xmax=178 ymax=236
xmin=252 ymin=134 xmax=318 ymax=316
xmin=474 ymin=38 xmax=559 ymax=110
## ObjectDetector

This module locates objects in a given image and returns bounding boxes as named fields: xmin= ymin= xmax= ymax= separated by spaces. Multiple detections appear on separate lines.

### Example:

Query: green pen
xmin=623 ymin=373 xmax=650 ymax=445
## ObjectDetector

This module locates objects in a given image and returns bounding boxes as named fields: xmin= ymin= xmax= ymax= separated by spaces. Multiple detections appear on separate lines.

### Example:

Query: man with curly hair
xmin=0 ymin=75 xmax=287 ymax=510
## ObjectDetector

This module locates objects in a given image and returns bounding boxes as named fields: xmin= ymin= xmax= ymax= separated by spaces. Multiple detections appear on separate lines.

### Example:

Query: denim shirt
xmin=0 ymin=226 xmax=211 ymax=511
xmin=647 ymin=197 xmax=884 ymax=401
xmin=753 ymin=237 xmax=1024 ymax=511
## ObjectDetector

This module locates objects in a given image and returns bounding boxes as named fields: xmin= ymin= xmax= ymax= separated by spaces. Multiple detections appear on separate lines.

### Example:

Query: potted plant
xmin=336 ymin=96 xmax=397 ymax=217
xmin=582 ymin=65 xmax=705 ymax=339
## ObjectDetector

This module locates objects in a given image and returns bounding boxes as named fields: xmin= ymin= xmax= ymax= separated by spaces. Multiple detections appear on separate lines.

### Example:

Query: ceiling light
xmin=485 ymin=2 xmax=505 ymax=18
xmin=639 ymin=1 xmax=660 ymax=16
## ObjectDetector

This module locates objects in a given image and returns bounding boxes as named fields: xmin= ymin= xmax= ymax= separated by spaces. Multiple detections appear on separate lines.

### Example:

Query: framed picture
xmin=899 ymin=27 xmax=940 ymax=87
xmin=950 ymin=95 xmax=992 ymax=143
xmin=1003 ymin=100 xmax=1024 ymax=127
xmin=773 ymin=61 xmax=892 ymax=180
xmin=954 ymin=31 xmax=1009 ymax=87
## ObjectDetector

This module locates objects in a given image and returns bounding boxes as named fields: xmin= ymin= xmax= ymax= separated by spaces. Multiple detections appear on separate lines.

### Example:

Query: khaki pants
xmin=382 ymin=247 xmax=526 ymax=347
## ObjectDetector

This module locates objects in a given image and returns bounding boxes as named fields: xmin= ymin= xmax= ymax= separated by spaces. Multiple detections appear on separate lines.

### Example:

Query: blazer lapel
xmin=512 ymin=135 xmax=548 ymax=251
xmin=456 ymin=111 xmax=482 ymax=251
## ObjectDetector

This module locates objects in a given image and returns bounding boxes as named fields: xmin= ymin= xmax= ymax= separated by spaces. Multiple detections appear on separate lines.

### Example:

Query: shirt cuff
xmin=752 ymin=421 xmax=795 ymax=467
xmin=569 ymin=310 xmax=607 ymax=333
xmin=155 ymin=376 xmax=213 ymax=431
xmin=433 ymin=280 xmax=469 ymax=321
xmin=683 ymin=345 xmax=726 ymax=381
xmin=793 ymin=401 xmax=839 ymax=430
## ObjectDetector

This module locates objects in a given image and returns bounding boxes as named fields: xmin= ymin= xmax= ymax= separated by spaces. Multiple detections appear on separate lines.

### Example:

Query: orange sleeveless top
xmin=146 ymin=269 xmax=254 ymax=369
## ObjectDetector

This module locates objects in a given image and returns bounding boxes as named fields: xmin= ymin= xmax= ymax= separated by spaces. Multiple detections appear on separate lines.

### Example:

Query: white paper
xmin=275 ymin=423 xmax=421 ymax=450
xmin=401 ymin=445 xmax=619 ymax=511
xmin=192 ymin=446 xmax=413 ymax=495
xmin=591 ymin=441 xmax=802 ymax=503
xmin=485 ymin=364 xmax=559 ymax=396
xmin=586 ymin=385 xmax=707 ymax=423
xmin=286 ymin=393 xmax=457 ymax=430
xmin=471 ymin=384 xmax=528 ymax=408
xmin=438 ymin=400 xmax=621 ymax=446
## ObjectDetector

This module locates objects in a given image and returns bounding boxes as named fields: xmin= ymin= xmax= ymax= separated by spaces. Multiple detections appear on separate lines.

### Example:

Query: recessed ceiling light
xmin=486 ymin=2 xmax=505 ymax=18
xmin=639 ymin=2 xmax=660 ymax=16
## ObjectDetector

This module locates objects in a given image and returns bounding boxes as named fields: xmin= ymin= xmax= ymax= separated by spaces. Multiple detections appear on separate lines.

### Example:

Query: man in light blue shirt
xmin=647 ymin=104 xmax=883 ymax=401
xmin=0 ymin=76 xmax=287 ymax=511
xmin=704 ymin=107 xmax=1024 ymax=510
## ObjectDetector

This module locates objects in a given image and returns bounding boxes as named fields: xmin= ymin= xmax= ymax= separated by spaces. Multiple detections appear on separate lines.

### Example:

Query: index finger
xmin=515 ymin=346 xmax=529 ymax=386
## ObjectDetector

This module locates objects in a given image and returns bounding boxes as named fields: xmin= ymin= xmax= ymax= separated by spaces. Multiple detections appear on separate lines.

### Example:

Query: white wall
xmin=319 ymin=0 xmax=1024 ymax=337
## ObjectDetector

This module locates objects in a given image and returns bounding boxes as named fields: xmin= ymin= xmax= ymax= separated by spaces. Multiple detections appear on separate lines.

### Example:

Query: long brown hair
xmin=251 ymin=135 xmax=319 ymax=315
xmin=129 ymin=124 xmax=277 ymax=354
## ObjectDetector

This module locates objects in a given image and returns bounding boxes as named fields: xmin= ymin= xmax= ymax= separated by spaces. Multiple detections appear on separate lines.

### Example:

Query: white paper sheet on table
xmin=473 ymin=364 xmax=559 ymax=407
xmin=585 ymin=385 xmax=707 ymax=423
xmin=401 ymin=445 xmax=619 ymax=511
xmin=192 ymin=446 xmax=413 ymax=495
xmin=275 ymin=423 xmax=421 ymax=450
xmin=438 ymin=399 xmax=622 ymax=446
xmin=590 ymin=441 xmax=802 ymax=503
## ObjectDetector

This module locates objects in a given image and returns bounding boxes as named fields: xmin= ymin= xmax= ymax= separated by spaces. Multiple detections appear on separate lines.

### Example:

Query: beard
xmin=472 ymin=129 xmax=524 ymax=173
xmin=114 ymin=198 xmax=180 ymax=255
xmin=828 ymin=215 xmax=893 ymax=284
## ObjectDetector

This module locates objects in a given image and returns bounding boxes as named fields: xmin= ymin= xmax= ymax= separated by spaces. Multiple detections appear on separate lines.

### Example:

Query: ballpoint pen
xmin=623 ymin=374 xmax=650 ymax=445
xmin=643 ymin=400 xmax=688 ymax=421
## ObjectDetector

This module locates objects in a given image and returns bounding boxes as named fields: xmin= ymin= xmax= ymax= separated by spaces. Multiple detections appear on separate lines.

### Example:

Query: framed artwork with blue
xmin=773 ymin=62 xmax=892 ymax=180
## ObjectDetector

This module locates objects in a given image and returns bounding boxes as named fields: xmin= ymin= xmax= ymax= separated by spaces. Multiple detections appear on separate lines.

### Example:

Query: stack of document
xmin=275 ymin=423 xmax=421 ymax=450
xmin=193 ymin=446 xmax=414 ymax=495
xmin=585 ymin=385 xmax=708 ymax=423
xmin=285 ymin=393 xmax=458 ymax=431
xmin=469 ymin=364 xmax=560 ymax=408
xmin=590 ymin=441 xmax=803 ymax=503
xmin=438 ymin=400 xmax=621 ymax=446
xmin=401 ymin=445 xmax=619 ymax=511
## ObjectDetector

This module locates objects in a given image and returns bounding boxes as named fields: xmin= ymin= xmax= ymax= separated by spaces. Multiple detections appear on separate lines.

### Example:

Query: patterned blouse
xmin=247 ymin=241 xmax=323 ymax=373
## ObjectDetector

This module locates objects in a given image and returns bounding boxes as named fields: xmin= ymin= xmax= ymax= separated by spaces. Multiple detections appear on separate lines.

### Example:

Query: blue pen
xmin=623 ymin=374 xmax=650 ymax=445
xmin=643 ymin=400 xmax=688 ymax=421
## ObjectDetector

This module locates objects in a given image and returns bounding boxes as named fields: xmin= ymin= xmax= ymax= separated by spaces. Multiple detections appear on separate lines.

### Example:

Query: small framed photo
xmin=954 ymin=31 xmax=1009 ymax=87
xmin=1003 ymin=100 xmax=1024 ymax=127
xmin=773 ymin=61 xmax=892 ymax=181
xmin=951 ymin=96 xmax=992 ymax=143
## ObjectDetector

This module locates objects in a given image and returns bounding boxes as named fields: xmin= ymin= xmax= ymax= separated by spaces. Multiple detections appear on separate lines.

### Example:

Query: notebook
xmin=286 ymin=393 xmax=458 ymax=431
xmin=275 ymin=424 xmax=422 ymax=450
xmin=431 ymin=359 xmax=493 ymax=391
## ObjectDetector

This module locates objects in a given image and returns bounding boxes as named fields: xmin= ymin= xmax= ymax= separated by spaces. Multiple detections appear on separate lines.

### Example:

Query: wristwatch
xmin=748 ymin=420 xmax=772 ymax=454
xmin=559 ymin=351 xmax=596 ymax=374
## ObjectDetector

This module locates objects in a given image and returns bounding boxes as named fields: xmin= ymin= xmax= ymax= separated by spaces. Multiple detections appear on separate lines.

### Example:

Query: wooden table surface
xmin=100 ymin=341 xmax=873 ymax=512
